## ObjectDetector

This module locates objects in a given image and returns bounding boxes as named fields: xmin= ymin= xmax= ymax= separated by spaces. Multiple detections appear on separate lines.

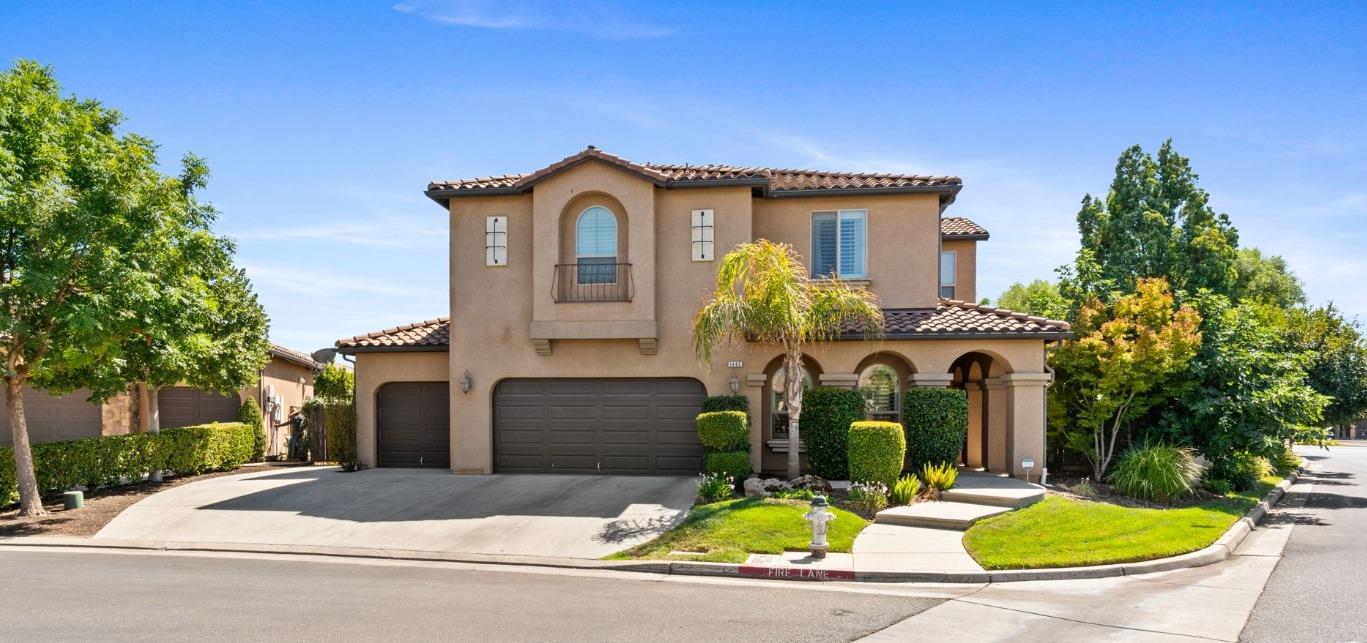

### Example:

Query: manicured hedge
xmin=704 ymin=451 xmax=752 ymax=481
xmin=238 ymin=397 xmax=266 ymax=462
xmin=801 ymin=387 xmax=865 ymax=480
xmin=0 ymin=422 xmax=255 ymax=506
xmin=903 ymin=388 xmax=968 ymax=471
xmin=702 ymin=395 xmax=749 ymax=413
xmin=324 ymin=399 xmax=359 ymax=471
xmin=696 ymin=411 xmax=748 ymax=452
xmin=848 ymin=421 xmax=906 ymax=488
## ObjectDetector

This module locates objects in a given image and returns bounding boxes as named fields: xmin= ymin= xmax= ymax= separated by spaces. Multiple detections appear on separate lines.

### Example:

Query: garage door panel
xmin=493 ymin=378 xmax=706 ymax=475
xmin=158 ymin=387 xmax=241 ymax=430
xmin=377 ymin=382 xmax=449 ymax=468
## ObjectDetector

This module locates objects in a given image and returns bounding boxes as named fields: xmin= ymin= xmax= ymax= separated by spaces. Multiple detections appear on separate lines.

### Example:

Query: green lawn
xmin=607 ymin=497 xmax=869 ymax=563
xmin=963 ymin=477 xmax=1280 ymax=569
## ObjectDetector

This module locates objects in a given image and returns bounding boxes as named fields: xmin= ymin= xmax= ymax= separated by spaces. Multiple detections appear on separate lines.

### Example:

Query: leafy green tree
xmin=1049 ymin=279 xmax=1202 ymax=480
xmin=1063 ymin=140 xmax=1240 ymax=301
xmin=1152 ymin=297 xmax=1328 ymax=460
xmin=693 ymin=240 xmax=884 ymax=479
xmin=313 ymin=363 xmax=355 ymax=401
xmin=995 ymin=279 xmax=1070 ymax=321
xmin=1280 ymin=304 xmax=1367 ymax=431
xmin=0 ymin=60 xmax=265 ymax=514
xmin=1233 ymin=247 xmax=1306 ymax=308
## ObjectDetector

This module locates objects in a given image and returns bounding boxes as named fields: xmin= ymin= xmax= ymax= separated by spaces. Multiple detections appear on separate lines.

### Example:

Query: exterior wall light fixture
xmin=729 ymin=375 xmax=741 ymax=394
xmin=459 ymin=371 xmax=473 ymax=394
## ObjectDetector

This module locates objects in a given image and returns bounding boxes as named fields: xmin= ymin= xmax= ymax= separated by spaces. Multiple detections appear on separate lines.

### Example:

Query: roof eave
xmin=335 ymin=345 xmax=451 ymax=355
xmin=764 ymin=184 xmax=962 ymax=199
xmin=942 ymin=233 xmax=991 ymax=241
xmin=838 ymin=331 xmax=1072 ymax=341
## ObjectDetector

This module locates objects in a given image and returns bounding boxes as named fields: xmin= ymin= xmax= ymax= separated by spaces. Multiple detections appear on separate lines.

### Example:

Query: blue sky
xmin=3 ymin=1 xmax=1365 ymax=352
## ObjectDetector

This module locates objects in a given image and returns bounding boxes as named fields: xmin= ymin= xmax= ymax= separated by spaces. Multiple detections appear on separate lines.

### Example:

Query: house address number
xmin=727 ymin=361 xmax=743 ymax=368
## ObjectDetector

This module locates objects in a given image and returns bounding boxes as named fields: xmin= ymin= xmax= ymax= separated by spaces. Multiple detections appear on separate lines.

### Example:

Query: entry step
xmin=874 ymin=502 xmax=1011 ymax=530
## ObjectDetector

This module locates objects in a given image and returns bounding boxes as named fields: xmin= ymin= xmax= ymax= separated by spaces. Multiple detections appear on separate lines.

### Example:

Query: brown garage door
xmin=158 ymin=387 xmax=241 ymax=429
xmin=377 ymin=382 xmax=449 ymax=468
xmin=493 ymin=378 xmax=705 ymax=475
xmin=0 ymin=387 xmax=103 ymax=444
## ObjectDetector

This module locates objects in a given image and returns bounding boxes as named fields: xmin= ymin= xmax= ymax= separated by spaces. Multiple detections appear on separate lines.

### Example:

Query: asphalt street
xmin=1242 ymin=443 xmax=1367 ymax=642
xmin=0 ymin=549 xmax=940 ymax=642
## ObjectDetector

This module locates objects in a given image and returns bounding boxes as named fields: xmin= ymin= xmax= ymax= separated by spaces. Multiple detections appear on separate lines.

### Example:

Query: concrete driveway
xmin=95 ymin=467 xmax=698 ymax=558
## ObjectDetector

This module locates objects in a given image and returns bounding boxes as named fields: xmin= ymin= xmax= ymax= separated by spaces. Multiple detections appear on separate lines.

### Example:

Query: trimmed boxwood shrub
xmin=696 ymin=411 xmax=748 ymax=452
xmin=903 ymin=388 xmax=968 ymax=470
xmin=0 ymin=422 xmax=255 ymax=506
xmin=705 ymin=451 xmax=752 ymax=481
xmin=324 ymin=400 xmax=359 ymax=471
xmin=238 ymin=397 xmax=266 ymax=462
xmin=847 ymin=421 xmax=906 ymax=488
xmin=702 ymin=395 xmax=749 ymax=413
xmin=801 ymin=387 xmax=865 ymax=480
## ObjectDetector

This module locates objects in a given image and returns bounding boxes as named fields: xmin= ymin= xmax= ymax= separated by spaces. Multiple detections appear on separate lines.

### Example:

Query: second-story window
xmin=940 ymin=250 xmax=957 ymax=299
xmin=811 ymin=209 xmax=867 ymax=279
xmin=576 ymin=205 xmax=617 ymax=284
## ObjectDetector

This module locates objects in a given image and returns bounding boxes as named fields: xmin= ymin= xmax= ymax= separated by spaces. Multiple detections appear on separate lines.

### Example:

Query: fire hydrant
xmin=804 ymin=495 xmax=836 ymax=559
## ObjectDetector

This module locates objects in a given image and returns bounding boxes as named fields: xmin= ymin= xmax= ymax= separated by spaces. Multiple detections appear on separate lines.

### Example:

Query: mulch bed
xmin=0 ymin=464 xmax=283 ymax=538
xmin=1046 ymin=474 xmax=1226 ymax=509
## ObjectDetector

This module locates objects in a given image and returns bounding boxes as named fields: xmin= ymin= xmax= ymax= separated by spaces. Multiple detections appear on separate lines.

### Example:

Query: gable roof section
xmin=270 ymin=343 xmax=326 ymax=371
xmin=425 ymin=146 xmax=962 ymax=208
xmin=840 ymin=300 xmax=1070 ymax=340
xmin=940 ymin=217 xmax=989 ymax=240
xmin=335 ymin=317 xmax=451 ymax=353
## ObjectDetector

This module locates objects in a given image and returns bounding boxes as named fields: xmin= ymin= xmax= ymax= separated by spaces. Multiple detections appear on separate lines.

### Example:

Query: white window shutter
xmin=485 ymin=216 xmax=507 ymax=266
xmin=691 ymin=209 xmax=714 ymax=262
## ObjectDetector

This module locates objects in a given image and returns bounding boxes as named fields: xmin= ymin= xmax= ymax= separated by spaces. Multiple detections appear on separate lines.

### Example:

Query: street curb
xmin=0 ymin=469 xmax=1300 ymax=585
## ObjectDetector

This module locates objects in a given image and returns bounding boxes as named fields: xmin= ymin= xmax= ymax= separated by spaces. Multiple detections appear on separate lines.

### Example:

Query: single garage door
xmin=0 ymin=387 xmax=102 ymax=444
xmin=377 ymin=382 xmax=449 ymax=468
xmin=494 ymin=378 xmax=706 ymax=475
xmin=158 ymin=387 xmax=241 ymax=429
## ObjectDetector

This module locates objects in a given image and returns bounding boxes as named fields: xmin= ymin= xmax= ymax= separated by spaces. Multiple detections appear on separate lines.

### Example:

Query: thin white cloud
xmin=242 ymin=261 xmax=446 ymax=299
xmin=394 ymin=0 xmax=674 ymax=39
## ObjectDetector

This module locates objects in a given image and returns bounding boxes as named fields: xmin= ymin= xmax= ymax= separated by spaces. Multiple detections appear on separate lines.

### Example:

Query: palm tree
xmin=693 ymin=240 xmax=884 ymax=479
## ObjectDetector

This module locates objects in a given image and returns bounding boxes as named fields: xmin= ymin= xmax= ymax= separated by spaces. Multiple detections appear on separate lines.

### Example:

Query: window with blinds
xmin=940 ymin=250 xmax=957 ymax=299
xmin=811 ymin=209 xmax=867 ymax=279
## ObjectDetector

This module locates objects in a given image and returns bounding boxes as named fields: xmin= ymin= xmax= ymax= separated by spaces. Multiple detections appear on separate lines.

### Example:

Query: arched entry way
xmin=948 ymin=351 xmax=1009 ymax=471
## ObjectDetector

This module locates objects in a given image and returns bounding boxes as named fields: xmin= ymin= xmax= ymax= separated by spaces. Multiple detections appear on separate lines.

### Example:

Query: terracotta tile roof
xmin=842 ymin=300 xmax=1071 ymax=339
xmin=335 ymin=317 xmax=451 ymax=352
xmin=940 ymin=217 xmax=989 ymax=240
xmin=426 ymin=146 xmax=962 ymax=202
xmin=270 ymin=344 xmax=326 ymax=371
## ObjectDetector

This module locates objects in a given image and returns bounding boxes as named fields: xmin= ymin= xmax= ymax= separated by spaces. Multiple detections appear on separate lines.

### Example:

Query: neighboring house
xmin=0 ymin=344 xmax=324 ymax=457
xmin=335 ymin=146 xmax=1070 ymax=478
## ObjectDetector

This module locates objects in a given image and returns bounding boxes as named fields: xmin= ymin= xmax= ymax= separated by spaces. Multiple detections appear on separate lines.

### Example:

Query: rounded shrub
xmin=702 ymin=395 xmax=749 ymax=413
xmin=696 ymin=411 xmax=748 ymax=452
xmin=801 ymin=387 xmax=866 ymax=480
xmin=1207 ymin=451 xmax=1274 ymax=492
xmin=902 ymin=388 xmax=968 ymax=471
xmin=704 ymin=451 xmax=752 ymax=481
xmin=1109 ymin=444 xmax=1203 ymax=501
xmin=847 ymin=421 xmax=906 ymax=488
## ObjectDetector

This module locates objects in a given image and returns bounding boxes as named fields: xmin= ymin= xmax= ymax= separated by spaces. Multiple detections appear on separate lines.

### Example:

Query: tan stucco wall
xmin=941 ymin=239 xmax=978 ymax=303
xmin=240 ymin=358 xmax=317 ymax=456
xmin=353 ymin=351 xmax=450 ymax=469
xmin=752 ymin=194 xmax=942 ymax=309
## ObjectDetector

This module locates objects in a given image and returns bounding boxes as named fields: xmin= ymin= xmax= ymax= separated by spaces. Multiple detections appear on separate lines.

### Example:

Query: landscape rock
xmin=786 ymin=475 xmax=832 ymax=493
xmin=743 ymin=478 xmax=769 ymax=498
xmin=762 ymin=478 xmax=787 ymax=492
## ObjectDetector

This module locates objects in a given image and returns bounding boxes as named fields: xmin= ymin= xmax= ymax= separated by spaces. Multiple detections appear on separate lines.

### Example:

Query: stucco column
xmin=745 ymin=373 xmax=766 ymax=473
xmin=910 ymin=373 xmax=955 ymax=388
xmin=965 ymin=382 xmax=985 ymax=468
xmin=984 ymin=378 xmax=1009 ymax=472
xmin=1003 ymin=373 xmax=1051 ymax=480
xmin=818 ymin=373 xmax=859 ymax=389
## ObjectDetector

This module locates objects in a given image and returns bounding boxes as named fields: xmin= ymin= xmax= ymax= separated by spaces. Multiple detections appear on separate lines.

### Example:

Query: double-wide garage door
xmin=158 ymin=387 xmax=241 ymax=429
xmin=494 ymin=378 xmax=706 ymax=475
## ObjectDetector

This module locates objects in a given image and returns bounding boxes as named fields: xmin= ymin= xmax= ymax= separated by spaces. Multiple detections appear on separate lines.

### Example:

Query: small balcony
xmin=552 ymin=263 xmax=634 ymax=303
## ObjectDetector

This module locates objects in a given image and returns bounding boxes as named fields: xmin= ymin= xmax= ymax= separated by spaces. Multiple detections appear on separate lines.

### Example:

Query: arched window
xmin=771 ymin=365 xmax=813 ymax=440
xmin=859 ymin=364 xmax=900 ymax=422
xmin=575 ymin=206 xmax=618 ymax=284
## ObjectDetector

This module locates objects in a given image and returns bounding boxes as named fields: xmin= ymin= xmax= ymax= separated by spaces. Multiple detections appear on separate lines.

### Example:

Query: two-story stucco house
xmin=336 ymin=147 xmax=1069 ymax=479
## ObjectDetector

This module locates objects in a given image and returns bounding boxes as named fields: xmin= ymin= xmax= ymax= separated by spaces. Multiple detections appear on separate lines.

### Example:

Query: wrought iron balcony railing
xmin=552 ymin=263 xmax=634 ymax=302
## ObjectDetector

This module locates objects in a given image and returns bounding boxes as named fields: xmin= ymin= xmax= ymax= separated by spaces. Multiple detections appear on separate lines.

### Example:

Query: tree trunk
xmin=146 ymin=384 xmax=162 ymax=483
xmin=6 ymin=379 xmax=46 ymax=516
xmin=784 ymin=348 xmax=803 ymax=480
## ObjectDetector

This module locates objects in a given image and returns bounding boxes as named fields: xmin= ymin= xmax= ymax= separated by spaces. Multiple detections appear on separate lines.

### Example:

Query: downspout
xmin=1042 ymin=342 xmax=1055 ymax=486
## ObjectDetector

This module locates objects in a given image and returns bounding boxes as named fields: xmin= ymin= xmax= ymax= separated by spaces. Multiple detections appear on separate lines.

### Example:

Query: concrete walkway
xmin=850 ymin=471 xmax=1044 ymax=574
xmin=95 ymin=466 xmax=698 ymax=558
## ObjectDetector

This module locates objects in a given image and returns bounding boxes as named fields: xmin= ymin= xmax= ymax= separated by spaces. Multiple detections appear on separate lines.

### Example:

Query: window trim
xmin=809 ymin=208 xmax=869 ymax=279
xmin=940 ymin=249 xmax=957 ymax=299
